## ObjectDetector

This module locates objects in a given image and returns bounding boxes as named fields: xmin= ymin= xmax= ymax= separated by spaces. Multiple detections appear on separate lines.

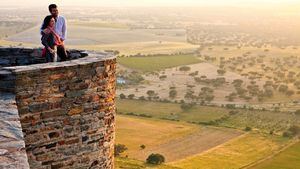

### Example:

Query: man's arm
xmin=61 ymin=17 xmax=67 ymax=41
xmin=40 ymin=23 xmax=44 ymax=35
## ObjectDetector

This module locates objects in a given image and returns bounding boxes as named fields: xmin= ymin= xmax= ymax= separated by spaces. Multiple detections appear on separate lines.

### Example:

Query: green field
xmin=116 ymin=99 xmax=227 ymax=123
xmin=114 ymin=99 xmax=298 ymax=168
xmin=170 ymin=133 xmax=288 ymax=169
xmin=116 ymin=99 xmax=298 ymax=134
xmin=251 ymin=141 xmax=300 ymax=169
xmin=117 ymin=54 xmax=201 ymax=72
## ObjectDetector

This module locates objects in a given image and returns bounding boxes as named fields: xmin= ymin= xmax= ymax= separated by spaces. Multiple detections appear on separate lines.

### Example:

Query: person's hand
xmin=43 ymin=28 xmax=51 ymax=34
xmin=49 ymin=27 xmax=55 ymax=33
xmin=48 ymin=47 xmax=55 ymax=54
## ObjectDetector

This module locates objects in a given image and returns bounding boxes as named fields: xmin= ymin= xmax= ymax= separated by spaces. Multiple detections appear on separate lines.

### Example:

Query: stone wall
xmin=0 ymin=48 xmax=88 ymax=93
xmin=0 ymin=48 xmax=116 ymax=169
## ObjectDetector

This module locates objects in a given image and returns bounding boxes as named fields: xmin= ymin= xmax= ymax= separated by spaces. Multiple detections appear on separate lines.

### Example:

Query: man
xmin=41 ymin=4 xmax=68 ymax=61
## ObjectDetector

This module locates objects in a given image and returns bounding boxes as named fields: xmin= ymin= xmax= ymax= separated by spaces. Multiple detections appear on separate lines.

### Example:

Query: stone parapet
xmin=0 ymin=48 xmax=116 ymax=169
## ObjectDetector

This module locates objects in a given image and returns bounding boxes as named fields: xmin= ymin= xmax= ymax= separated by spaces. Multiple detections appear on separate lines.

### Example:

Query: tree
xmin=288 ymin=125 xmax=300 ymax=136
xmin=179 ymin=66 xmax=191 ymax=73
xmin=217 ymin=69 xmax=226 ymax=75
xmin=119 ymin=93 xmax=126 ymax=99
xmin=169 ymin=89 xmax=177 ymax=99
xmin=140 ymin=145 xmax=146 ymax=149
xmin=114 ymin=144 xmax=128 ymax=156
xmin=226 ymin=93 xmax=237 ymax=102
xmin=278 ymin=85 xmax=288 ymax=93
xmin=180 ymin=103 xmax=195 ymax=111
xmin=184 ymin=89 xmax=196 ymax=100
xmin=286 ymin=90 xmax=295 ymax=96
xmin=232 ymin=79 xmax=243 ymax=88
xmin=127 ymin=94 xmax=135 ymax=99
xmin=159 ymin=75 xmax=167 ymax=80
xmin=213 ymin=77 xmax=226 ymax=87
xmin=295 ymin=110 xmax=300 ymax=116
xmin=264 ymin=88 xmax=274 ymax=98
xmin=146 ymin=90 xmax=157 ymax=100
xmin=146 ymin=153 xmax=165 ymax=165
xmin=244 ymin=126 xmax=252 ymax=131
xmin=199 ymin=87 xmax=214 ymax=103
xmin=283 ymin=125 xmax=300 ymax=138
xmin=139 ymin=96 xmax=146 ymax=100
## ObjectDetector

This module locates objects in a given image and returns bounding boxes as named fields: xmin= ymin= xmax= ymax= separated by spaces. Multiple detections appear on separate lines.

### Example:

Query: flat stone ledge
xmin=0 ymin=48 xmax=115 ymax=74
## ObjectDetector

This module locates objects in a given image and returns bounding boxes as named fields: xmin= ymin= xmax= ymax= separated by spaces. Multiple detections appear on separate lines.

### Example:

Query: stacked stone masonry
xmin=0 ymin=48 xmax=116 ymax=169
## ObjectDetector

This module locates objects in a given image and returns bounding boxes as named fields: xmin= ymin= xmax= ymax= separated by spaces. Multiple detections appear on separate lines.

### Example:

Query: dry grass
xmin=116 ymin=115 xmax=198 ymax=160
xmin=116 ymin=115 xmax=241 ymax=162
xmin=170 ymin=133 xmax=288 ymax=169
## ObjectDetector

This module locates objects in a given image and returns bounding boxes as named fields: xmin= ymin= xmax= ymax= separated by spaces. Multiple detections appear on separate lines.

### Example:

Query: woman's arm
xmin=41 ymin=32 xmax=50 ymax=48
xmin=48 ymin=27 xmax=63 ymax=45
xmin=41 ymin=32 xmax=55 ymax=53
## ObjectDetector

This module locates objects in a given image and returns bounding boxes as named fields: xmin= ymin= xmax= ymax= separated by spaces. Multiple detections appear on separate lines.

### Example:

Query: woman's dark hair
xmin=48 ymin=4 xmax=57 ymax=12
xmin=41 ymin=15 xmax=54 ymax=30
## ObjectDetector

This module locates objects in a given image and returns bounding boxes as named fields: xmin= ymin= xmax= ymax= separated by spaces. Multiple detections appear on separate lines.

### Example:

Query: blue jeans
xmin=45 ymin=50 xmax=54 ymax=62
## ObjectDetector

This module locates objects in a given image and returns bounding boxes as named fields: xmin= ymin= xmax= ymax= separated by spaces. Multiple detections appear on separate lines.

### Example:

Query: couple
xmin=41 ymin=4 xmax=68 ymax=62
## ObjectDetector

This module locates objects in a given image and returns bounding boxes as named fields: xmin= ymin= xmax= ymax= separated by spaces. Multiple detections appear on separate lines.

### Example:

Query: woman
xmin=41 ymin=15 xmax=63 ymax=62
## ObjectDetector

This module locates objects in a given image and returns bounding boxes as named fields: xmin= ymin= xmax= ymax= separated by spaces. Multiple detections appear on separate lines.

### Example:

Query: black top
xmin=41 ymin=32 xmax=55 ymax=49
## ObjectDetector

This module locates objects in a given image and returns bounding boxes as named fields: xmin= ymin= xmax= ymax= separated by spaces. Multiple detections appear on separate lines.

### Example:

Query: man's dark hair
xmin=48 ymin=4 xmax=57 ymax=12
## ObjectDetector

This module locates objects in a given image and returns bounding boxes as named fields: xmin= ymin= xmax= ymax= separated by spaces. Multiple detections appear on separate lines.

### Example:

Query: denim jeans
xmin=45 ymin=50 xmax=54 ymax=62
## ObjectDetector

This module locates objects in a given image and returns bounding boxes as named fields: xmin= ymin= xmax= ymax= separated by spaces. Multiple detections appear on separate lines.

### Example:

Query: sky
xmin=1 ymin=0 xmax=300 ymax=7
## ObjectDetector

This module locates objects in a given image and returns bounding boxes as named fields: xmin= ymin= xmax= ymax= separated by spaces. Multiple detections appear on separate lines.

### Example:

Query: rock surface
xmin=0 ymin=92 xmax=29 ymax=169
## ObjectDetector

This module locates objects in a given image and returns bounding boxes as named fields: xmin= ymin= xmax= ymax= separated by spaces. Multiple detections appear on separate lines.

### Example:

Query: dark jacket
xmin=41 ymin=32 xmax=55 ymax=49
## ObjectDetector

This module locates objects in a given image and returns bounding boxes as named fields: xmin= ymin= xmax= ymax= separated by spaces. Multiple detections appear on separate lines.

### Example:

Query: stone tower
xmin=0 ymin=48 xmax=116 ymax=169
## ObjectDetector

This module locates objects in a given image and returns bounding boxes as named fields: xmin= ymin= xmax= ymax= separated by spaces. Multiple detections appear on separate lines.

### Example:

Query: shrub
xmin=229 ymin=111 xmax=239 ymax=115
xmin=139 ymin=96 xmax=146 ymax=100
xmin=114 ymin=144 xmax=128 ymax=156
xmin=159 ymin=75 xmax=167 ymax=80
xmin=283 ymin=125 xmax=300 ymax=138
xmin=146 ymin=153 xmax=165 ymax=165
xmin=179 ymin=66 xmax=191 ymax=72
xmin=140 ymin=145 xmax=146 ymax=149
xmin=283 ymin=131 xmax=293 ymax=138
xmin=244 ymin=126 xmax=252 ymax=131
xmin=278 ymin=85 xmax=288 ymax=93
xmin=119 ymin=93 xmax=126 ymax=99
xmin=169 ymin=89 xmax=177 ymax=99
xmin=286 ymin=90 xmax=295 ymax=96
xmin=288 ymin=125 xmax=300 ymax=136
xmin=295 ymin=110 xmax=300 ymax=116
xmin=127 ymin=94 xmax=135 ymax=99
xmin=217 ymin=69 xmax=226 ymax=75
xmin=226 ymin=104 xmax=236 ymax=109
xmin=180 ymin=103 xmax=195 ymax=111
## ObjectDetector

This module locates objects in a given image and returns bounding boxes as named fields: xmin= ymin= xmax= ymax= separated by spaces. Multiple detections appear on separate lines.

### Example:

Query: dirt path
xmin=133 ymin=127 xmax=242 ymax=162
